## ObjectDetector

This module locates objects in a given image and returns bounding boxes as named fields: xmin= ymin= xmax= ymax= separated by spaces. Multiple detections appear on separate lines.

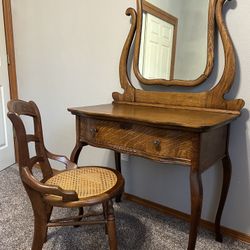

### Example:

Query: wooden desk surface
xmin=68 ymin=103 xmax=239 ymax=131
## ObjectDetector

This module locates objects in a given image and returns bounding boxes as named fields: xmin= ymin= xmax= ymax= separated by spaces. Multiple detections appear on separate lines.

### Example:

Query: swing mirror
xmin=134 ymin=0 xmax=214 ymax=87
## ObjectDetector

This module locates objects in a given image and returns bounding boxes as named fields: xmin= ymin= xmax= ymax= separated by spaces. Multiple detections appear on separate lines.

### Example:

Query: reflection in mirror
xmin=138 ymin=0 xmax=210 ymax=81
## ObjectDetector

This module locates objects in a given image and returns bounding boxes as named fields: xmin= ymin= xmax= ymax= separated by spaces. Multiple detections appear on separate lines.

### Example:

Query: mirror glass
xmin=138 ymin=0 xmax=210 ymax=82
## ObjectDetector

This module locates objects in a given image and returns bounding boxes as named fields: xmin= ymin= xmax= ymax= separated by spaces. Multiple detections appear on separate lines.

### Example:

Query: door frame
xmin=2 ymin=0 xmax=18 ymax=161
xmin=142 ymin=1 xmax=178 ymax=80
xmin=2 ymin=0 xmax=18 ymax=99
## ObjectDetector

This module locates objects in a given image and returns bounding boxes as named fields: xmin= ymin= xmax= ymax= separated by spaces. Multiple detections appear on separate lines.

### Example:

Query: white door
xmin=0 ymin=2 xmax=15 ymax=171
xmin=142 ymin=13 xmax=174 ymax=80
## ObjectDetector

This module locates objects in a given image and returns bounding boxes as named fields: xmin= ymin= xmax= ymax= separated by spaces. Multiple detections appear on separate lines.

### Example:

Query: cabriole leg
xmin=114 ymin=152 xmax=122 ymax=202
xmin=188 ymin=169 xmax=203 ymax=250
xmin=70 ymin=142 xmax=84 ymax=164
xmin=215 ymin=154 xmax=232 ymax=242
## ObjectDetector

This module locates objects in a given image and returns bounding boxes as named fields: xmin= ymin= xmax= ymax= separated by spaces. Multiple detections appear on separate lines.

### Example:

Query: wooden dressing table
xmin=68 ymin=0 xmax=244 ymax=249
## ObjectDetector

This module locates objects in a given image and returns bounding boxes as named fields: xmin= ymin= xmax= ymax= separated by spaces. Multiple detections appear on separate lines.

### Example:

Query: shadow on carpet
xmin=0 ymin=166 xmax=249 ymax=250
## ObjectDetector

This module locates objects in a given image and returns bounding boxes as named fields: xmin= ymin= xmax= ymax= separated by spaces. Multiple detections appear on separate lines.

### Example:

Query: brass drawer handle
xmin=153 ymin=139 xmax=161 ymax=149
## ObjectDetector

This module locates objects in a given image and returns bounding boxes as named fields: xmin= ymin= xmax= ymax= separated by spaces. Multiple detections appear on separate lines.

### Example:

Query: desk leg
xmin=114 ymin=152 xmax=122 ymax=202
xmin=115 ymin=152 xmax=121 ymax=173
xmin=70 ymin=142 xmax=85 ymax=164
xmin=70 ymin=141 xmax=86 ymax=223
xmin=215 ymin=154 xmax=232 ymax=242
xmin=188 ymin=169 xmax=203 ymax=250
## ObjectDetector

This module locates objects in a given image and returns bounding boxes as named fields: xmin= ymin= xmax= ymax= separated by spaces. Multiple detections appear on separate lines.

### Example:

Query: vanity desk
xmin=68 ymin=0 xmax=244 ymax=249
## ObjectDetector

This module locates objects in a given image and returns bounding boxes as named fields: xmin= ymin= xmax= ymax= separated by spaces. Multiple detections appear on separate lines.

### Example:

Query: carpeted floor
xmin=0 ymin=165 xmax=250 ymax=250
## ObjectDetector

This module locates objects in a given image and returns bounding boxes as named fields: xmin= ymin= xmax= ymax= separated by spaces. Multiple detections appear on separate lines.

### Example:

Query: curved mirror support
xmin=113 ymin=0 xmax=244 ymax=112
xmin=133 ymin=0 xmax=215 ymax=86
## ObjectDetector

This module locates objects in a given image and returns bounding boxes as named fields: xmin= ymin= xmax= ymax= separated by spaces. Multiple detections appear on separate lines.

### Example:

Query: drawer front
xmin=79 ymin=117 xmax=194 ymax=164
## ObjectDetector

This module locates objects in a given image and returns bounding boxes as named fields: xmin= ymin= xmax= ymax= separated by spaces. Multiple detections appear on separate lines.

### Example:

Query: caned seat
xmin=44 ymin=167 xmax=119 ymax=204
xmin=7 ymin=99 xmax=124 ymax=250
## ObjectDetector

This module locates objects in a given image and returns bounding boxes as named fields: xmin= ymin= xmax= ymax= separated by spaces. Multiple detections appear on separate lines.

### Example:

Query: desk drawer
xmin=79 ymin=118 xmax=194 ymax=164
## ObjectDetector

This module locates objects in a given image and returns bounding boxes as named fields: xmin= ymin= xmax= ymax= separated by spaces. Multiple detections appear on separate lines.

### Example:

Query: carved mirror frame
xmin=113 ymin=0 xmax=244 ymax=113
xmin=133 ymin=0 xmax=216 ymax=87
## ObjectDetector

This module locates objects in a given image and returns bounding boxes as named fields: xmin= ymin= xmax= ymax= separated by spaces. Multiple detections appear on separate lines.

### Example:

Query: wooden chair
xmin=7 ymin=99 xmax=124 ymax=250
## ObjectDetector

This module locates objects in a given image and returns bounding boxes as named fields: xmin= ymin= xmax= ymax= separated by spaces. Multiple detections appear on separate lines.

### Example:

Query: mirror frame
xmin=113 ymin=0 xmax=244 ymax=113
xmin=133 ymin=0 xmax=216 ymax=87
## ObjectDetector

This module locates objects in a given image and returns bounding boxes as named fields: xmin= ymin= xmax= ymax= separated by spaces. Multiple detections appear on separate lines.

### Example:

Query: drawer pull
xmin=90 ymin=128 xmax=98 ymax=134
xmin=153 ymin=139 xmax=161 ymax=149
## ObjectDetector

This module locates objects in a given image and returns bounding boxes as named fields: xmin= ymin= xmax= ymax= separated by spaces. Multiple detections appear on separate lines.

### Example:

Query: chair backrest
xmin=7 ymin=100 xmax=53 ymax=181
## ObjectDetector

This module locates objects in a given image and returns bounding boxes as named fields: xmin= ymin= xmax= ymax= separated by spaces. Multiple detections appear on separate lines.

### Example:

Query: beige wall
xmin=11 ymin=0 xmax=250 ymax=235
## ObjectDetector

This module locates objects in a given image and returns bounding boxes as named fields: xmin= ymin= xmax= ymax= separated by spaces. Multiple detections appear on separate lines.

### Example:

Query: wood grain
xmin=114 ymin=0 xmax=245 ymax=112
xmin=199 ymin=125 xmax=228 ymax=172
xmin=68 ymin=0 xmax=245 ymax=249
xmin=112 ymin=8 xmax=136 ymax=102
xmin=68 ymin=102 xmax=234 ymax=250
xmin=68 ymin=103 xmax=239 ymax=131
xmin=2 ymin=0 xmax=18 ymax=99
xmin=79 ymin=117 xmax=195 ymax=165
xmin=8 ymin=100 xmax=124 ymax=250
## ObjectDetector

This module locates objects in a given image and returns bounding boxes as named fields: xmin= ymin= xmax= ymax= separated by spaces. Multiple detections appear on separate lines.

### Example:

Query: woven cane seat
xmin=45 ymin=167 xmax=118 ymax=199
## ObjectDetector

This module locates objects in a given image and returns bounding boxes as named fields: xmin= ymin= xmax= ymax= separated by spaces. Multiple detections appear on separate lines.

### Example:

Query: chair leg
xmin=44 ymin=205 xmax=53 ymax=243
xmin=74 ymin=207 xmax=84 ymax=228
xmin=32 ymin=212 xmax=48 ymax=250
xmin=102 ymin=202 xmax=108 ymax=234
xmin=24 ymin=186 xmax=51 ymax=250
xmin=79 ymin=207 xmax=84 ymax=216
xmin=107 ymin=200 xmax=117 ymax=250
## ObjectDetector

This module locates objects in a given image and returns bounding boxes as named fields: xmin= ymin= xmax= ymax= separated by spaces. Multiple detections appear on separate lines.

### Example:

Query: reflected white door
xmin=0 ymin=2 xmax=15 ymax=171
xmin=142 ymin=13 xmax=174 ymax=80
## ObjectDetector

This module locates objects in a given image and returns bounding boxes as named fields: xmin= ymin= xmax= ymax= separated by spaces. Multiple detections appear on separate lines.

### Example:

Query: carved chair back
xmin=7 ymin=100 xmax=53 ymax=181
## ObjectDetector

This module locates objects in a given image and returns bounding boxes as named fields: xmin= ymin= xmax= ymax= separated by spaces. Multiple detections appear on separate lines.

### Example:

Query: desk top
xmin=68 ymin=103 xmax=239 ymax=132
